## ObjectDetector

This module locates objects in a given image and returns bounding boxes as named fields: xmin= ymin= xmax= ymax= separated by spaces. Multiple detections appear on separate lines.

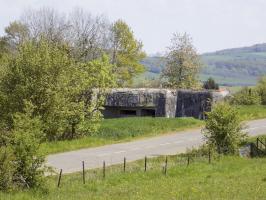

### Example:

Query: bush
xmin=0 ymin=146 xmax=15 ymax=191
xmin=230 ymin=87 xmax=261 ymax=105
xmin=0 ymin=103 xmax=45 ymax=191
xmin=257 ymin=76 xmax=266 ymax=105
xmin=203 ymin=77 xmax=219 ymax=90
xmin=203 ymin=102 xmax=246 ymax=155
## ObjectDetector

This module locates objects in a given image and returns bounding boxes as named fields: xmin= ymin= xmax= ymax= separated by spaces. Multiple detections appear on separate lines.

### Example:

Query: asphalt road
xmin=47 ymin=118 xmax=266 ymax=174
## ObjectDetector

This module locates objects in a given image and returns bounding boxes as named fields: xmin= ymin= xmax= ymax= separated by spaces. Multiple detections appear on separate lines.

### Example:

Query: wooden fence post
xmin=123 ymin=157 xmax=126 ymax=172
xmin=57 ymin=169 xmax=62 ymax=188
xmin=164 ymin=156 xmax=168 ymax=175
xmin=144 ymin=156 xmax=147 ymax=172
xmin=103 ymin=161 xmax=106 ymax=179
xmin=187 ymin=155 xmax=190 ymax=167
xmin=82 ymin=161 xmax=85 ymax=184
xmin=208 ymin=148 xmax=211 ymax=164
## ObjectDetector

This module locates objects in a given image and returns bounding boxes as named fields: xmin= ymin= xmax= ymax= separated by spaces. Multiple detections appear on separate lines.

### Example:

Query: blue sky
xmin=1 ymin=0 xmax=266 ymax=54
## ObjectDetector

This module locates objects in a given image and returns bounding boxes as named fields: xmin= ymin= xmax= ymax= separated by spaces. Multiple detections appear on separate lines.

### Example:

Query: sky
xmin=1 ymin=0 xmax=266 ymax=54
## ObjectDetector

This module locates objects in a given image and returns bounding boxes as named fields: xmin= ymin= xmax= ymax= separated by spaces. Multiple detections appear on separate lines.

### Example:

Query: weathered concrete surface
xmin=103 ymin=88 xmax=213 ymax=119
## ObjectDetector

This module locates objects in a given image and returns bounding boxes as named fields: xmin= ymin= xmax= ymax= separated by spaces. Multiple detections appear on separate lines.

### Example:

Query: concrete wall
xmin=103 ymin=88 xmax=213 ymax=119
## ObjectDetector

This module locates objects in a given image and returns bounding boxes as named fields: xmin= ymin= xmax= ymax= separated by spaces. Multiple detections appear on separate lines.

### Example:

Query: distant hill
xmin=139 ymin=43 xmax=266 ymax=86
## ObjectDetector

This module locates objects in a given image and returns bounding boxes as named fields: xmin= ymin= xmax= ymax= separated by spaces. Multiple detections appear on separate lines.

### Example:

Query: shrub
xmin=230 ymin=87 xmax=261 ymax=105
xmin=257 ymin=76 xmax=266 ymax=105
xmin=203 ymin=102 xmax=246 ymax=155
xmin=0 ymin=146 xmax=15 ymax=191
xmin=203 ymin=77 xmax=219 ymax=90
xmin=0 ymin=103 xmax=45 ymax=191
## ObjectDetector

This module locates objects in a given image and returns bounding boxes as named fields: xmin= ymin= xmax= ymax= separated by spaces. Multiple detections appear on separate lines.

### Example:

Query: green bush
xmin=0 ymin=103 xmax=45 ymax=191
xmin=230 ymin=87 xmax=261 ymax=105
xmin=203 ymin=102 xmax=246 ymax=154
xmin=257 ymin=76 xmax=266 ymax=105
xmin=0 ymin=146 xmax=15 ymax=191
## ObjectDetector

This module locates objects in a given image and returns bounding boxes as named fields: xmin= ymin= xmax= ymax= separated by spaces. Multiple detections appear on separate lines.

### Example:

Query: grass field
xmin=236 ymin=105 xmax=266 ymax=121
xmin=40 ymin=117 xmax=203 ymax=155
xmin=2 ymin=156 xmax=266 ymax=200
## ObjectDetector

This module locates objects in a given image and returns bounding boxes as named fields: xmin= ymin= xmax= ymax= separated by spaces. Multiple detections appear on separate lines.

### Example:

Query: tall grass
xmin=40 ymin=117 xmax=203 ymax=155
xmin=236 ymin=105 xmax=266 ymax=121
xmin=2 ymin=156 xmax=266 ymax=200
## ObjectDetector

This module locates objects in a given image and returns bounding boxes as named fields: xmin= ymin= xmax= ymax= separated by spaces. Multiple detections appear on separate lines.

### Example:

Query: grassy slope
xmin=2 ymin=156 xmax=266 ymax=200
xmin=40 ymin=117 xmax=203 ymax=155
xmin=236 ymin=105 xmax=266 ymax=121
xmin=40 ymin=105 xmax=266 ymax=155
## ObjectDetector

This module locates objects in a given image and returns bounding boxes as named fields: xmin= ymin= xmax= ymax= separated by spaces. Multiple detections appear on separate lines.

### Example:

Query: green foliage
xmin=0 ymin=103 xmax=45 ymax=191
xmin=203 ymin=102 xmax=246 ymax=154
xmin=111 ymin=20 xmax=146 ymax=86
xmin=230 ymin=87 xmax=261 ymax=105
xmin=161 ymin=32 xmax=201 ymax=89
xmin=203 ymin=77 xmax=219 ymax=90
xmin=0 ymin=39 xmax=115 ymax=141
xmin=256 ymin=76 xmax=266 ymax=105
xmin=0 ymin=146 xmax=14 ymax=191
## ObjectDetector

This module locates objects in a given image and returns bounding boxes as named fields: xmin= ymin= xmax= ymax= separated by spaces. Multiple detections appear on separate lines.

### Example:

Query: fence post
xmin=164 ymin=156 xmax=168 ymax=175
xmin=123 ymin=157 xmax=126 ymax=172
xmin=57 ymin=169 xmax=62 ymax=188
xmin=82 ymin=161 xmax=85 ymax=184
xmin=187 ymin=155 xmax=190 ymax=167
xmin=257 ymin=138 xmax=259 ymax=149
xmin=144 ymin=156 xmax=147 ymax=172
xmin=208 ymin=148 xmax=211 ymax=164
xmin=103 ymin=161 xmax=106 ymax=179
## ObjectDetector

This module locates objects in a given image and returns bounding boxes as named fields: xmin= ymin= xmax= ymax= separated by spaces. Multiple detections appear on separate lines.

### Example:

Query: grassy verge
xmin=2 ymin=156 xmax=266 ymax=200
xmin=40 ymin=105 xmax=266 ymax=155
xmin=235 ymin=105 xmax=266 ymax=121
xmin=40 ymin=117 xmax=203 ymax=155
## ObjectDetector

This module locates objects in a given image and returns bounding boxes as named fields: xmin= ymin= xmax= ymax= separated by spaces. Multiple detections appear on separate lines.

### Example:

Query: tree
xmin=111 ymin=20 xmax=146 ymax=86
xmin=20 ymin=8 xmax=111 ymax=62
xmin=203 ymin=102 xmax=245 ymax=154
xmin=203 ymin=77 xmax=219 ymax=90
xmin=161 ymin=32 xmax=201 ymax=89
xmin=0 ymin=38 xmax=115 ymax=141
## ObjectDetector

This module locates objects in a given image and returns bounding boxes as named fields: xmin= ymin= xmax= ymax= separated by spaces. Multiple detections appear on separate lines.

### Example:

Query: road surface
xmin=47 ymin=118 xmax=266 ymax=173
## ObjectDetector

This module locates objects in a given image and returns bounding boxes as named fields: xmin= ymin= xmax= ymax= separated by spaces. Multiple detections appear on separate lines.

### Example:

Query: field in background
xmin=40 ymin=117 xmax=203 ymax=155
xmin=2 ymin=156 xmax=266 ymax=200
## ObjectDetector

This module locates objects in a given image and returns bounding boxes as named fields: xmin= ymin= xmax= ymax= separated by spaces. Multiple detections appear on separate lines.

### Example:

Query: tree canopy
xmin=161 ymin=32 xmax=201 ymax=89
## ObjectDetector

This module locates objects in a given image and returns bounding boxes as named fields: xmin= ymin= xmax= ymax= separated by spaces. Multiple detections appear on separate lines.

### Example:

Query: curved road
xmin=47 ymin=118 xmax=266 ymax=173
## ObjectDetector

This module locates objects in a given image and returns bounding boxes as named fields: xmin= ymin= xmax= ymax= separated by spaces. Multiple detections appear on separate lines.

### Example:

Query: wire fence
xmin=55 ymin=149 xmax=218 ymax=188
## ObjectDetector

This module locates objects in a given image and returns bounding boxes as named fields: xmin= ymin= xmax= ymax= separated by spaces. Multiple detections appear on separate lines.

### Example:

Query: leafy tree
xmin=111 ymin=20 xmax=146 ymax=86
xmin=203 ymin=77 xmax=219 ymax=90
xmin=203 ymin=102 xmax=246 ymax=155
xmin=0 ymin=38 xmax=115 ymax=140
xmin=230 ymin=87 xmax=261 ymax=105
xmin=161 ymin=32 xmax=201 ymax=89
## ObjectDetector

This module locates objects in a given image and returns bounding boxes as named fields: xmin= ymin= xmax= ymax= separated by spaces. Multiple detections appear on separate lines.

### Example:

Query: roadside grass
xmin=40 ymin=105 xmax=266 ymax=155
xmin=235 ymin=105 xmax=266 ymax=121
xmin=2 ymin=156 xmax=266 ymax=200
xmin=40 ymin=117 xmax=203 ymax=155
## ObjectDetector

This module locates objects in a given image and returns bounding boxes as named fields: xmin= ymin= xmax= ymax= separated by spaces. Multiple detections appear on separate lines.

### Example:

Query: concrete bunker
xmin=103 ymin=88 xmax=217 ymax=119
